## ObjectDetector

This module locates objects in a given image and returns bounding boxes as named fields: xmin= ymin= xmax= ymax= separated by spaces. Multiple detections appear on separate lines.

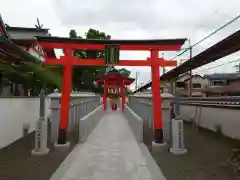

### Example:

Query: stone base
xmin=54 ymin=142 xmax=70 ymax=149
xmin=154 ymin=129 xmax=164 ymax=144
xmin=170 ymin=148 xmax=187 ymax=155
xmin=152 ymin=141 xmax=167 ymax=148
xmin=31 ymin=148 xmax=50 ymax=156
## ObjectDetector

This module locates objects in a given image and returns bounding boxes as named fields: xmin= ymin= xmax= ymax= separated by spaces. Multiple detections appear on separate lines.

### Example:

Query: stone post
xmin=170 ymin=91 xmax=187 ymax=155
xmin=32 ymin=89 xmax=50 ymax=155
xmin=48 ymin=90 xmax=60 ymax=144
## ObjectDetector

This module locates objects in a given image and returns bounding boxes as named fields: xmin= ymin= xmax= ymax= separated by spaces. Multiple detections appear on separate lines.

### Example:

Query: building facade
xmin=172 ymin=73 xmax=209 ymax=97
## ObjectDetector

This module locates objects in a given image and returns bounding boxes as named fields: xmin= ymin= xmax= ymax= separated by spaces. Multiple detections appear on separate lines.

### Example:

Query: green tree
xmin=0 ymin=62 xmax=62 ymax=96
xmin=69 ymin=28 xmax=111 ymax=91
xmin=67 ymin=28 xmax=132 ymax=94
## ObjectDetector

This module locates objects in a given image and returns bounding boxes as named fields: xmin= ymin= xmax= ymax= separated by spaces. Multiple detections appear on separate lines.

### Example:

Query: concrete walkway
xmin=50 ymin=111 xmax=163 ymax=180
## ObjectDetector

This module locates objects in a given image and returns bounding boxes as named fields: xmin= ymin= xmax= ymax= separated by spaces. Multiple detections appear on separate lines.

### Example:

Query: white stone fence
xmin=127 ymin=92 xmax=173 ymax=148
xmin=48 ymin=92 xmax=101 ymax=144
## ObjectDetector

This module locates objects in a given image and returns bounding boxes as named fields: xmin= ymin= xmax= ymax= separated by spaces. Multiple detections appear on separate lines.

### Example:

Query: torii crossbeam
xmin=36 ymin=36 xmax=186 ymax=145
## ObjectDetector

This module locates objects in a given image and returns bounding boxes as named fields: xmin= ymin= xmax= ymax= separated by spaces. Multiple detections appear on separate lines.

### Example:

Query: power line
xmin=194 ymin=57 xmax=240 ymax=73
xmin=172 ymin=13 xmax=240 ymax=60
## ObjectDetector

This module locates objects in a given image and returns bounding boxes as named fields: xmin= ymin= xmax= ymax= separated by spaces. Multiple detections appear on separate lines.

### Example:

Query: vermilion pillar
xmin=121 ymin=82 xmax=125 ymax=112
xmin=103 ymin=80 xmax=107 ymax=111
xmin=150 ymin=49 xmax=163 ymax=143
xmin=122 ymin=81 xmax=126 ymax=105
xmin=58 ymin=49 xmax=72 ymax=144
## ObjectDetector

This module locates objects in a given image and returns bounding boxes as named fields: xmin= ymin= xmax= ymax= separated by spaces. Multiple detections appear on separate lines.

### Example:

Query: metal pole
xmin=189 ymin=39 xmax=193 ymax=97
xmin=174 ymin=92 xmax=180 ymax=119
xmin=39 ymin=89 xmax=45 ymax=118
xmin=135 ymin=71 xmax=138 ymax=90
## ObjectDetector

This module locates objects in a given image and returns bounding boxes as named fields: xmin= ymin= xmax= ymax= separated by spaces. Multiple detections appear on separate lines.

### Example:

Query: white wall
xmin=180 ymin=105 xmax=240 ymax=140
xmin=0 ymin=98 xmax=50 ymax=148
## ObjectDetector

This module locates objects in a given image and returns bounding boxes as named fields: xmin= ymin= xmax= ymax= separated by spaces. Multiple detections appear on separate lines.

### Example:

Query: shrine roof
xmin=6 ymin=26 xmax=49 ymax=33
xmin=35 ymin=36 xmax=186 ymax=46
xmin=95 ymin=69 xmax=135 ymax=86
xmin=0 ymin=37 xmax=41 ymax=64
xmin=11 ymin=38 xmax=37 ymax=46
xmin=95 ymin=76 xmax=135 ymax=85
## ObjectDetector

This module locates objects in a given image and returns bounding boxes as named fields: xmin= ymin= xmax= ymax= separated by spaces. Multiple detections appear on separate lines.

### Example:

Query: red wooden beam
xmin=45 ymin=57 xmax=105 ymax=66
xmin=105 ymin=84 xmax=123 ymax=88
xmin=45 ymin=57 xmax=177 ymax=67
xmin=39 ymin=42 xmax=182 ymax=51
xmin=96 ymin=77 xmax=133 ymax=84
xmin=96 ymin=80 xmax=132 ymax=85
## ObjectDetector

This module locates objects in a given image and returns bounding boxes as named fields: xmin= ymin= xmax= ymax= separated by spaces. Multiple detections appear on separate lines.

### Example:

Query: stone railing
xmin=128 ymin=92 xmax=173 ymax=148
xmin=179 ymin=97 xmax=240 ymax=140
xmin=129 ymin=94 xmax=240 ymax=141
xmin=123 ymin=105 xmax=143 ymax=143
xmin=48 ymin=92 xmax=101 ymax=144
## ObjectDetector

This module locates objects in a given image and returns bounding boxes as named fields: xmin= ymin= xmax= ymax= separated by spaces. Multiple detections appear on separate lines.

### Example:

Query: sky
xmin=1 ymin=0 xmax=240 ymax=90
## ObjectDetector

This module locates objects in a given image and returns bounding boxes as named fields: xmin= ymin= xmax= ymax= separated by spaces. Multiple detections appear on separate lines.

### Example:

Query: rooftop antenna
xmin=35 ymin=18 xmax=43 ymax=29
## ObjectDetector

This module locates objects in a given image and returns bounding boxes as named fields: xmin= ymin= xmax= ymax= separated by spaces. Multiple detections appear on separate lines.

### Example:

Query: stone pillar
xmin=32 ymin=89 xmax=50 ymax=155
xmin=48 ymin=91 xmax=61 ymax=144
xmin=170 ymin=92 xmax=187 ymax=155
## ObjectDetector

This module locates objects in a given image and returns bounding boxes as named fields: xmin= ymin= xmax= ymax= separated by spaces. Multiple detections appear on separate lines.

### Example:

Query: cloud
xmin=54 ymin=0 xmax=239 ymax=36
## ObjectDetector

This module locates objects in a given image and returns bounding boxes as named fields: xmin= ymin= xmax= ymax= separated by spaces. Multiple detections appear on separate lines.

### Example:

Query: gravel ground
xmin=151 ymin=122 xmax=240 ymax=180
xmin=0 ymin=132 xmax=78 ymax=180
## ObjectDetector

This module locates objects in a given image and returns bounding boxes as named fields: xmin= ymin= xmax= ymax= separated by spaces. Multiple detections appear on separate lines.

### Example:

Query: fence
xmin=129 ymin=94 xmax=240 ymax=140
xmin=128 ymin=93 xmax=172 ymax=149
xmin=178 ymin=96 xmax=240 ymax=140
xmin=47 ymin=92 xmax=101 ymax=145
xmin=179 ymin=96 xmax=240 ymax=108
xmin=0 ymin=97 xmax=50 ymax=148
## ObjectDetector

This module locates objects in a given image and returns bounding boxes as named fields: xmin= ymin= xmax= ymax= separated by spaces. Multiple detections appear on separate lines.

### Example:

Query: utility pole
xmin=135 ymin=71 xmax=139 ymax=90
xmin=189 ymin=39 xmax=193 ymax=97
xmin=161 ymin=52 xmax=166 ymax=74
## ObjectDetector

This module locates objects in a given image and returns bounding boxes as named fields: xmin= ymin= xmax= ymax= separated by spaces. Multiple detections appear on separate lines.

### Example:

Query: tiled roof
xmin=204 ymin=73 xmax=240 ymax=80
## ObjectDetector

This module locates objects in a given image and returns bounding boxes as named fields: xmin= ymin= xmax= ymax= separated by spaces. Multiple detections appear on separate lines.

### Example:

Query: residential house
xmin=204 ymin=73 xmax=239 ymax=86
xmin=203 ymin=73 xmax=240 ymax=96
xmin=171 ymin=73 xmax=209 ymax=97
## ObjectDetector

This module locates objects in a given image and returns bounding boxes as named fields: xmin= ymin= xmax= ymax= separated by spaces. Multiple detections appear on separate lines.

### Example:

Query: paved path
xmin=51 ymin=111 xmax=158 ymax=180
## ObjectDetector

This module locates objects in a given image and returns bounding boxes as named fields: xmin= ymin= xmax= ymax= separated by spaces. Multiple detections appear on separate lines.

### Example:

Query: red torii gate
xmin=95 ymin=71 xmax=134 ymax=112
xmin=36 ymin=36 xmax=186 ymax=145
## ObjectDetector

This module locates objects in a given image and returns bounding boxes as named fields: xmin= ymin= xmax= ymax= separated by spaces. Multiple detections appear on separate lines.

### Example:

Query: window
xmin=192 ymin=83 xmax=201 ymax=88
xmin=176 ymin=82 xmax=185 ymax=88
